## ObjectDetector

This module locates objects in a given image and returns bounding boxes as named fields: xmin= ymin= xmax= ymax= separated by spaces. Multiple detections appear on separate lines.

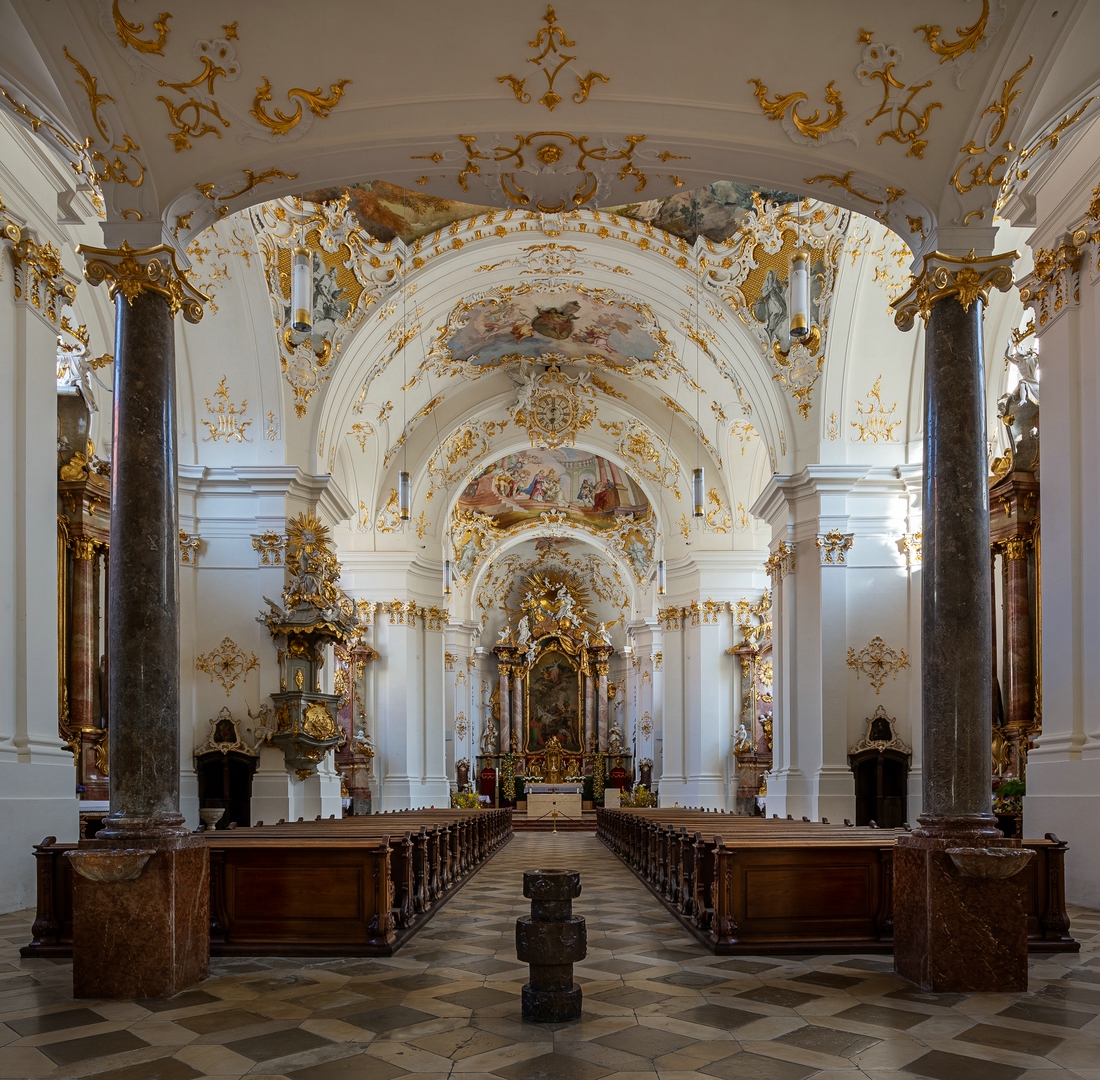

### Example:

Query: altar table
xmin=525 ymin=783 xmax=583 ymax=820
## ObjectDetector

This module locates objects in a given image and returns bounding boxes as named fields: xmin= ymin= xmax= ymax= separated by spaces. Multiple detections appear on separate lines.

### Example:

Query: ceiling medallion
xmin=511 ymin=365 xmax=596 ymax=449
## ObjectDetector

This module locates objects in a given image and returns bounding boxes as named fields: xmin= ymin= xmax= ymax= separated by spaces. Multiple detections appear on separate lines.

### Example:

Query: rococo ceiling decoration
xmin=512 ymin=366 xmax=597 ymax=449
xmin=252 ymin=195 xmax=400 ymax=417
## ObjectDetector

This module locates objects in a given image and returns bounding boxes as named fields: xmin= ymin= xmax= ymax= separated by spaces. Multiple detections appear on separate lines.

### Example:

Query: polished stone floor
xmin=1 ymin=832 xmax=1098 ymax=1080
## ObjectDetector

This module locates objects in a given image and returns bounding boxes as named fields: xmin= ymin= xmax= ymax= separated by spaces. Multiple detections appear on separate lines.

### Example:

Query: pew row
xmin=597 ymin=807 xmax=1077 ymax=955
xmin=21 ymin=808 xmax=512 ymax=959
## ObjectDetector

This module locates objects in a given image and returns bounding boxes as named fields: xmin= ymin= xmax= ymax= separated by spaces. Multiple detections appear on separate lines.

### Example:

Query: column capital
xmin=2 ymin=202 xmax=79 ymax=326
xmin=815 ymin=530 xmax=854 ymax=565
xmin=893 ymin=249 xmax=1017 ymax=332
xmin=1018 ymin=231 xmax=1090 ymax=330
xmin=78 ymin=240 xmax=207 ymax=323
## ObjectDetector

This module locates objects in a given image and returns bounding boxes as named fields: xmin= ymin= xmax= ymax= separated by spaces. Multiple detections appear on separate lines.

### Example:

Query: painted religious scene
xmin=443 ymin=287 xmax=664 ymax=368
xmin=526 ymin=649 xmax=583 ymax=753
xmin=458 ymin=448 xmax=650 ymax=530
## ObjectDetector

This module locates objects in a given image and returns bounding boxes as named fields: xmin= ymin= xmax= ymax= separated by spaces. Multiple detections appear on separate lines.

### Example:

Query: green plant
xmin=501 ymin=753 xmax=516 ymax=802
xmin=450 ymin=790 xmax=480 ymax=809
xmin=997 ymin=779 xmax=1025 ymax=797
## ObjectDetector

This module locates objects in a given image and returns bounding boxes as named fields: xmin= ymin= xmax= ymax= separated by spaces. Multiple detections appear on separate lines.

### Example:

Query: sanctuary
xmin=1 ymin=0 xmax=1099 ymax=1039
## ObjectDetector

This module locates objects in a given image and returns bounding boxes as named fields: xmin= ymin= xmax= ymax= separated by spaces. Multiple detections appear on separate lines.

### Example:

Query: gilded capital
xmin=9 ymin=230 xmax=78 ymax=325
xmin=77 ymin=240 xmax=207 ymax=323
xmin=893 ymin=250 xmax=1017 ymax=332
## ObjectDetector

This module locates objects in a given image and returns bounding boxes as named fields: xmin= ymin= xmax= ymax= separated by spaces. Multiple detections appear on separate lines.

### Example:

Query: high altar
xmin=484 ymin=574 xmax=630 ymax=804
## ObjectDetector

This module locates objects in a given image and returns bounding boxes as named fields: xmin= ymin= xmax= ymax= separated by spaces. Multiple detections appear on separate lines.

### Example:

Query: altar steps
xmin=512 ymin=811 xmax=597 ymax=832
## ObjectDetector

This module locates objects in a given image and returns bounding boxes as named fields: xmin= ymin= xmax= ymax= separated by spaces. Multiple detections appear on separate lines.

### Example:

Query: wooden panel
xmin=230 ymin=864 xmax=364 ymax=921
xmin=742 ymin=865 xmax=873 ymax=921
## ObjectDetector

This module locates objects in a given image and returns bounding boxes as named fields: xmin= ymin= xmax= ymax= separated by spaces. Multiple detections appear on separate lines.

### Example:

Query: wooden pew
xmin=597 ymin=807 xmax=1077 ymax=955
xmin=20 ymin=807 xmax=512 ymax=959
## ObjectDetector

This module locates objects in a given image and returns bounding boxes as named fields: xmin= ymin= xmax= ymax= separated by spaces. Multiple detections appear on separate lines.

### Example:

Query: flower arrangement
xmin=591 ymin=753 xmax=605 ymax=804
xmin=993 ymin=778 xmax=1024 ymax=816
xmin=501 ymin=753 xmax=516 ymax=802
xmin=620 ymin=783 xmax=657 ymax=807
xmin=450 ymin=789 xmax=480 ymax=809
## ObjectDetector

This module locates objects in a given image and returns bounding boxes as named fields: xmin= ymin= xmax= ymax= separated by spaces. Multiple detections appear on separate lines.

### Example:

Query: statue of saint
xmin=516 ymin=615 xmax=531 ymax=646
xmin=607 ymin=726 xmax=624 ymax=755
xmin=480 ymin=716 xmax=498 ymax=755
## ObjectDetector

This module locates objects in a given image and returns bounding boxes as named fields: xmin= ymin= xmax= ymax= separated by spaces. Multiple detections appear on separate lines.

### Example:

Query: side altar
xmin=479 ymin=573 xmax=632 ymax=807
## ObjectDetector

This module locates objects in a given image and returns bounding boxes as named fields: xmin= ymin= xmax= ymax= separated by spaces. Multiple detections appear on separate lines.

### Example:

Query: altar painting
xmin=458 ymin=448 xmax=649 ymax=531
xmin=526 ymin=648 xmax=583 ymax=754
xmin=444 ymin=289 xmax=661 ymax=369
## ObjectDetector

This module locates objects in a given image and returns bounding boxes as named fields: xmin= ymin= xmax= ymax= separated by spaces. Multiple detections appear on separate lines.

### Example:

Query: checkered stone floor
xmin=1 ymin=832 xmax=1098 ymax=1079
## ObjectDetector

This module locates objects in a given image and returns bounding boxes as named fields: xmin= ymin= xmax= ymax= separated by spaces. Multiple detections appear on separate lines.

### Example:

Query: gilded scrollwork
xmin=196 ymin=636 xmax=260 ymax=696
xmin=847 ymin=636 xmax=910 ymax=693
xmin=79 ymin=240 xmax=207 ymax=323
xmin=893 ymin=250 xmax=1016 ymax=331
xmin=112 ymin=1 xmax=172 ymax=54
xmin=851 ymin=377 xmax=901 ymax=443
xmin=250 ymin=77 xmax=350 ymax=137
xmin=201 ymin=376 xmax=252 ymax=443
xmin=425 ymin=420 xmax=508 ymax=500
xmin=747 ymin=78 xmax=849 ymax=142
xmin=598 ymin=418 xmax=681 ymax=497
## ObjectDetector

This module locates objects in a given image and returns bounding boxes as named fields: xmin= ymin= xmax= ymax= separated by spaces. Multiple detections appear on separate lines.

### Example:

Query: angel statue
xmin=497 ymin=624 xmax=512 ymax=644
xmin=554 ymin=584 xmax=575 ymax=621
xmin=1005 ymin=336 xmax=1040 ymax=404
xmin=480 ymin=716 xmax=498 ymax=755
xmin=596 ymin=621 xmax=613 ymax=645
xmin=734 ymin=723 xmax=752 ymax=752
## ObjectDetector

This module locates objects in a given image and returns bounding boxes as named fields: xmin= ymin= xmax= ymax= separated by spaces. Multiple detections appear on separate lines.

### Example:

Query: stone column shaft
xmin=584 ymin=675 xmax=595 ymax=752
xmin=597 ymin=672 xmax=608 ymax=752
xmin=499 ymin=666 xmax=511 ymax=754
xmin=1002 ymin=540 xmax=1033 ymax=733
xmin=919 ymin=292 xmax=997 ymax=833
xmin=103 ymin=289 xmax=182 ymax=836
xmin=513 ymin=673 xmax=524 ymax=755
xmin=68 ymin=546 xmax=97 ymax=731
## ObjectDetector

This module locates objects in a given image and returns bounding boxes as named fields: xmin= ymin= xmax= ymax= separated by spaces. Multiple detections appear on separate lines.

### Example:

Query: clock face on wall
xmin=533 ymin=391 xmax=574 ymax=437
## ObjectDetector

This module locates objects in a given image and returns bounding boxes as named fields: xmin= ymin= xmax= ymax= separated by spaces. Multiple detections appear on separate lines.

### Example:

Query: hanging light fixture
xmin=657 ymin=559 xmax=667 ymax=596
xmin=443 ymin=558 xmax=453 ymax=599
xmin=399 ymin=469 xmax=411 ymax=521
xmin=291 ymin=232 xmax=313 ymax=334
xmin=692 ymin=467 xmax=705 ymax=518
xmin=788 ymin=248 xmax=810 ymax=341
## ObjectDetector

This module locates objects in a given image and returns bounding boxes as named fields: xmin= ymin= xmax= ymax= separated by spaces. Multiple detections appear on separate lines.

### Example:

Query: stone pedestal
xmin=69 ymin=834 xmax=208 ymax=999
xmin=516 ymin=869 xmax=586 ymax=1022
xmin=894 ymin=836 xmax=1029 ymax=992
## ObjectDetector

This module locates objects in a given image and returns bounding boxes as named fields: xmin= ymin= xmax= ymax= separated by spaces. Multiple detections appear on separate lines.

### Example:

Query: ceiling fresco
xmin=298 ymin=181 xmax=800 ymax=247
xmin=443 ymin=287 xmax=665 ymax=369
xmin=458 ymin=449 xmax=649 ymax=532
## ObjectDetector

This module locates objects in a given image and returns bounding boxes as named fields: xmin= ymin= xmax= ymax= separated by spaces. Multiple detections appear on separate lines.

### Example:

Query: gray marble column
xmin=916 ymin=292 xmax=1000 ymax=838
xmin=101 ymin=288 xmax=183 ymax=838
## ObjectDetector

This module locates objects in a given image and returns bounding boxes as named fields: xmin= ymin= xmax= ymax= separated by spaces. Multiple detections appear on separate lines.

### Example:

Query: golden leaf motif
xmin=915 ymin=0 xmax=990 ymax=63
xmin=748 ymin=78 xmax=846 ymax=140
xmin=112 ymin=0 xmax=171 ymax=54
xmin=250 ymin=77 xmax=351 ymax=137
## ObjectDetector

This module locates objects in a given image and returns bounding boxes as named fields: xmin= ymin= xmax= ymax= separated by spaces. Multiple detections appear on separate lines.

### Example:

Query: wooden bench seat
xmin=21 ymin=808 xmax=512 ymax=959
xmin=597 ymin=807 xmax=1077 ymax=955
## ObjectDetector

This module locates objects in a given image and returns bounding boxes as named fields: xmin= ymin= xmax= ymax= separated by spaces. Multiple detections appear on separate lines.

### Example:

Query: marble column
xmin=597 ymin=663 xmax=609 ymax=752
xmin=67 ymin=542 xmax=97 ymax=733
xmin=513 ymin=671 xmax=524 ymax=756
xmin=584 ymin=673 xmax=595 ymax=753
xmin=70 ymin=242 xmax=208 ymax=999
xmin=892 ymin=251 xmax=1030 ymax=992
xmin=1001 ymin=537 xmax=1034 ymax=736
xmin=499 ymin=662 xmax=511 ymax=754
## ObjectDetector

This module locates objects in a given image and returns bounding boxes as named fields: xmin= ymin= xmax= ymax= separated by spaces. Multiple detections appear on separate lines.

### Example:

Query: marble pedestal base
xmin=893 ymin=834 xmax=1028 ymax=992
xmin=71 ymin=834 xmax=209 ymax=999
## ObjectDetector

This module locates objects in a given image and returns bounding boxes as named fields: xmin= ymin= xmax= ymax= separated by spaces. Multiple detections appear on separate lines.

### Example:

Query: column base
xmin=893 ymin=832 xmax=1028 ymax=992
xmin=71 ymin=833 xmax=208 ymax=999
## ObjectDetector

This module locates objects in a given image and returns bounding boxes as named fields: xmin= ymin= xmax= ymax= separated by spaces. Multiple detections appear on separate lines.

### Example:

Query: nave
xmin=1 ymin=832 xmax=1098 ymax=1080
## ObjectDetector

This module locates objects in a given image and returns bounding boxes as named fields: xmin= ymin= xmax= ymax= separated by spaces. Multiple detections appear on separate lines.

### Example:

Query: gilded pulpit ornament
xmin=78 ymin=240 xmax=208 ymax=323
xmin=846 ymin=636 xmax=910 ymax=693
xmin=257 ymin=511 xmax=361 ymax=778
